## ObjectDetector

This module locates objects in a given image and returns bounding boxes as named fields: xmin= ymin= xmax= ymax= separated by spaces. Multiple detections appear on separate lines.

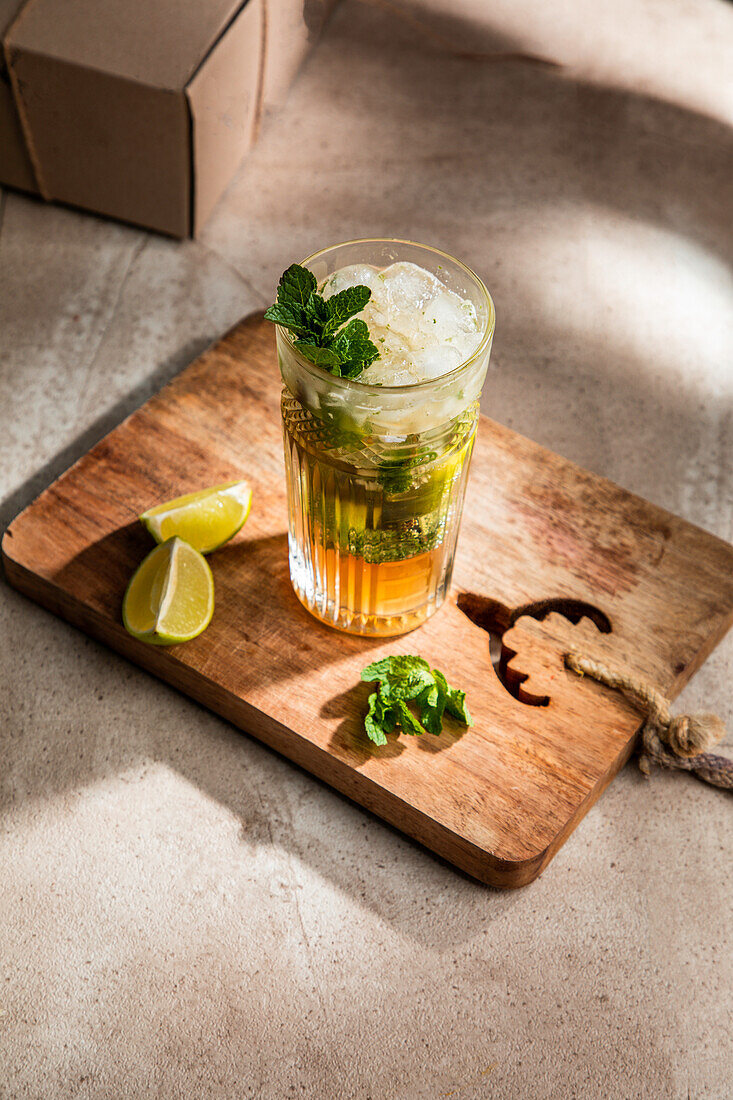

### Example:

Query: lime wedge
xmin=122 ymin=537 xmax=214 ymax=645
xmin=140 ymin=481 xmax=252 ymax=553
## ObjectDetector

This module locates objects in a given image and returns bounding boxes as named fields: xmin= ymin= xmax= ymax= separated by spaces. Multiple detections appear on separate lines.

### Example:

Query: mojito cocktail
xmin=274 ymin=239 xmax=494 ymax=636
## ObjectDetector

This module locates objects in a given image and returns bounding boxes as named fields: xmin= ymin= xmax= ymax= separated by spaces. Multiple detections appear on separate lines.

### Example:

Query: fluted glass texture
xmin=278 ymin=240 xmax=495 ymax=636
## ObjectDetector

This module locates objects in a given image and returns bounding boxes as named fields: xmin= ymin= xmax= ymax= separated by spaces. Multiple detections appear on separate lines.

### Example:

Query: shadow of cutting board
xmin=4 ymin=313 xmax=733 ymax=887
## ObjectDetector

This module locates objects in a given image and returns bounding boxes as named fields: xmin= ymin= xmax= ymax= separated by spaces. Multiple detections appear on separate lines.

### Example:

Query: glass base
xmin=289 ymin=536 xmax=450 ymax=636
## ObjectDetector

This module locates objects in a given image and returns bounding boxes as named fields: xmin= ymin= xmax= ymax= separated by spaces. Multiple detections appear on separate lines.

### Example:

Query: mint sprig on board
xmin=264 ymin=263 xmax=380 ymax=379
xmin=361 ymin=656 xmax=473 ymax=746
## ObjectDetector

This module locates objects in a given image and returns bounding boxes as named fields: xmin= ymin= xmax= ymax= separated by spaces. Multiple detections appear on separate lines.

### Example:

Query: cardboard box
xmin=0 ymin=0 xmax=335 ymax=236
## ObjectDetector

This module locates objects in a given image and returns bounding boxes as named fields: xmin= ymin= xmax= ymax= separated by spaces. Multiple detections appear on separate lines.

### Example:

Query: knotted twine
xmin=564 ymin=653 xmax=732 ymax=791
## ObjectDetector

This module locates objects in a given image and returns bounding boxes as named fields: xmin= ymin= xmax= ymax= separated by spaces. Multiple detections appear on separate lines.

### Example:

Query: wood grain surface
xmin=4 ymin=313 xmax=733 ymax=886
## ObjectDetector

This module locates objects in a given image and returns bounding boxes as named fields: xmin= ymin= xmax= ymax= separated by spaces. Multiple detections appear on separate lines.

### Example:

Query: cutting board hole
xmin=514 ymin=598 xmax=612 ymax=635
xmin=456 ymin=593 xmax=612 ymax=706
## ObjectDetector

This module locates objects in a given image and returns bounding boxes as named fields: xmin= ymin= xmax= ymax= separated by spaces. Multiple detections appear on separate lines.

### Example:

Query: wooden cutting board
xmin=4 ymin=313 xmax=733 ymax=887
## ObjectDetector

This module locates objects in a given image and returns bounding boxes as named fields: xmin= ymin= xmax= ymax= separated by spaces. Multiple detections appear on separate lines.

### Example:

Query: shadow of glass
xmin=48 ymin=525 xmax=382 ymax=695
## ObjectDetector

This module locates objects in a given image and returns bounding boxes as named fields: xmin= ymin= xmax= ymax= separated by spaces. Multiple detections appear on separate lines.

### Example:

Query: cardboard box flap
xmin=5 ymin=0 xmax=251 ymax=90
xmin=187 ymin=0 xmax=263 ymax=233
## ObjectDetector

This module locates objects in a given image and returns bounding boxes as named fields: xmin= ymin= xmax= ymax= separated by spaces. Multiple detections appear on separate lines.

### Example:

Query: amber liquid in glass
xmin=282 ymin=390 xmax=477 ymax=636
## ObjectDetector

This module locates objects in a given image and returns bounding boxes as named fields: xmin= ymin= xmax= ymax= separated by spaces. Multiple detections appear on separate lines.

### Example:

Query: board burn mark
xmin=511 ymin=478 xmax=670 ymax=598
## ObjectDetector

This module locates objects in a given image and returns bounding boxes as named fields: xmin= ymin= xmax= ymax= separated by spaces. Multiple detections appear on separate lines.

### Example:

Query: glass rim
xmin=277 ymin=237 xmax=495 ymax=395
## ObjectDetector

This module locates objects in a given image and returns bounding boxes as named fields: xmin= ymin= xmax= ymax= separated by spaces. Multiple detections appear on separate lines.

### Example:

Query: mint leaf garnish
xmin=446 ymin=687 xmax=472 ymax=726
xmin=396 ymin=700 xmax=428 ymax=737
xmin=293 ymin=342 xmax=342 ymax=373
xmin=365 ymin=691 xmax=395 ymax=746
xmin=361 ymin=656 xmax=473 ymax=744
xmin=323 ymin=286 xmax=372 ymax=339
xmin=265 ymin=263 xmax=380 ymax=379
xmin=361 ymin=655 xmax=433 ymax=701
xmin=262 ymin=303 xmax=310 ymax=335
xmin=305 ymin=291 xmax=330 ymax=330
xmin=418 ymin=670 xmax=448 ymax=734
xmin=330 ymin=319 xmax=380 ymax=378
xmin=277 ymin=263 xmax=317 ymax=309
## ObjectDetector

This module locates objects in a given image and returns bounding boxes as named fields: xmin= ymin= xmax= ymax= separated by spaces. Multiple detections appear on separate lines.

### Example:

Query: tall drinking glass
xmin=277 ymin=239 xmax=495 ymax=636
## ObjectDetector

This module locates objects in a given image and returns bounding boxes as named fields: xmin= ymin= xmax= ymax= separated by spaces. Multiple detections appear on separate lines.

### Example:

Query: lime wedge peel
xmin=122 ymin=537 xmax=214 ymax=646
xmin=140 ymin=480 xmax=252 ymax=554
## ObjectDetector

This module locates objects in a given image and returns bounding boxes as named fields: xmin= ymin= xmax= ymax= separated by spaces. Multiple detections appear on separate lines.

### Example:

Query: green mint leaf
xmin=322 ymin=286 xmax=371 ymax=339
xmin=378 ymin=444 xmax=438 ymax=495
xmin=364 ymin=690 xmax=399 ymax=745
xmin=305 ymin=292 xmax=330 ymax=339
xmin=419 ymin=670 xmax=448 ymax=735
xmin=276 ymin=264 xmax=317 ymax=310
xmin=294 ymin=341 xmax=342 ymax=372
xmin=339 ymin=361 xmax=368 ymax=380
xmin=365 ymin=692 xmax=389 ymax=745
xmin=265 ymin=263 xmax=380 ymax=379
xmin=433 ymin=669 xmax=450 ymax=705
xmin=420 ymin=682 xmax=439 ymax=710
xmin=394 ymin=669 xmax=436 ymax=703
xmin=340 ymin=353 xmax=380 ymax=379
xmin=380 ymin=705 xmax=398 ymax=735
xmin=387 ymin=651 xmax=433 ymax=695
xmin=263 ymin=303 xmax=310 ymax=336
xmin=330 ymin=319 xmax=380 ymax=377
xmin=446 ymin=688 xmax=473 ymax=727
xmin=361 ymin=656 xmax=472 ymax=744
xmin=361 ymin=658 xmax=395 ymax=684
xmin=416 ymin=684 xmax=440 ymax=734
xmin=362 ymin=655 xmax=433 ymax=702
xmin=396 ymin=700 xmax=428 ymax=736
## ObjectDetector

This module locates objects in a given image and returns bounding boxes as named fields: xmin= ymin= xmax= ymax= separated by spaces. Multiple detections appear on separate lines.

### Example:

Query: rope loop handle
xmin=565 ymin=653 xmax=732 ymax=791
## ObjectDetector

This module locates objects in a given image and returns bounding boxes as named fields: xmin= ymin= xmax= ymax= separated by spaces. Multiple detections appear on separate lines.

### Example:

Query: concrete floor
xmin=1 ymin=1 xmax=732 ymax=1097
